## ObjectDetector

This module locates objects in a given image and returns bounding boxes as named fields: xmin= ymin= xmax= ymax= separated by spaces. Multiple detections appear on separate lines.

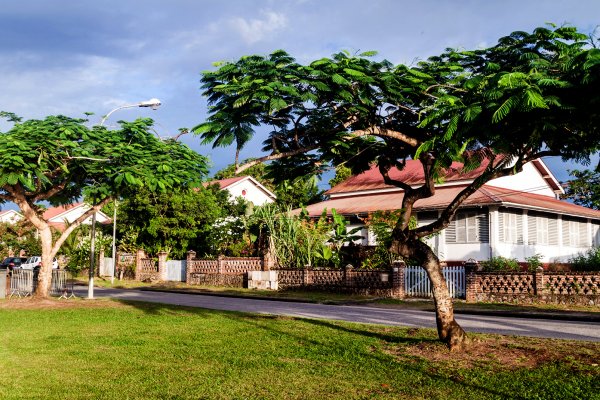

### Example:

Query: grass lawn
xmin=0 ymin=299 xmax=598 ymax=399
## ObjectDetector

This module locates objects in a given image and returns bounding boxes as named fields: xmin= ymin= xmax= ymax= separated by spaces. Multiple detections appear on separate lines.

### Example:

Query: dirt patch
xmin=388 ymin=330 xmax=600 ymax=372
xmin=0 ymin=298 xmax=130 ymax=310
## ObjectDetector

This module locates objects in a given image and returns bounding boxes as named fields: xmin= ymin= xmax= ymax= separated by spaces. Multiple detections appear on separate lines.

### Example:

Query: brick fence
xmin=135 ymin=251 xmax=600 ymax=305
xmin=184 ymin=250 xmax=404 ymax=296
xmin=185 ymin=250 xmax=266 ymax=288
xmin=466 ymin=266 xmax=600 ymax=305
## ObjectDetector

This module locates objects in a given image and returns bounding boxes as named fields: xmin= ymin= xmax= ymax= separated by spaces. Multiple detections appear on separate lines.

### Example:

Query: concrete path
xmin=78 ymin=286 xmax=600 ymax=342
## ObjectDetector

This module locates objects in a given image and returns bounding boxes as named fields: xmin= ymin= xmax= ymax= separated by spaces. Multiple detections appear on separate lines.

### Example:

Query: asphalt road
xmin=76 ymin=286 xmax=600 ymax=342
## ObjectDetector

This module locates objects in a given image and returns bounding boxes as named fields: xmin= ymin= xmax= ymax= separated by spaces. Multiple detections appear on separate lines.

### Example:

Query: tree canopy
xmin=195 ymin=25 xmax=600 ymax=350
xmin=564 ymin=168 xmax=600 ymax=210
xmin=0 ymin=114 xmax=209 ymax=296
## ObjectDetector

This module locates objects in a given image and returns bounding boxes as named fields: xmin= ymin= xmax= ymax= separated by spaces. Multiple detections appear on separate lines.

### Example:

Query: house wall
xmin=226 ymin=181 xmax=274 ymax=206
xmin=50 ymin=207 xmax=110 ymax=225
xmin=0 ymin=211 xmax=23 ymax=224
xmin=492 ymin=208 xmax=597 ymax=263
xmin=486 ymin=162 xmax=557 ymax=197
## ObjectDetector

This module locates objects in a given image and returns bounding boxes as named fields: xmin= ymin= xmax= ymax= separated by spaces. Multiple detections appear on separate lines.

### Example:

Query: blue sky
xmin=1 ymin=0 xmax=599 ymax=186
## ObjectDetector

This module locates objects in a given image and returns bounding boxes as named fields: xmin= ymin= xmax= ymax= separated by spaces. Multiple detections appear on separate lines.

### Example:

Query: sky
xmin=1 ymin=0 xmax=599 ymax=189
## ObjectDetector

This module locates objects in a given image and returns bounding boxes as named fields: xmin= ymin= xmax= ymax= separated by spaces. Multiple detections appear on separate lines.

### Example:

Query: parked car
xmin=0 ymin=257 xmax=27 ymax=270
xmin=19 ymin=256 xmax=59 ymax=270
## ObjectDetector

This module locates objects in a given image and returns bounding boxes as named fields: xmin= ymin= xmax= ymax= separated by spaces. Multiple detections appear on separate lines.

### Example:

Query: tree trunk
xmin=393 ymin=238 xmax=469 ymax=351
xmin=35 ymin=226 xmax=55 ymax=299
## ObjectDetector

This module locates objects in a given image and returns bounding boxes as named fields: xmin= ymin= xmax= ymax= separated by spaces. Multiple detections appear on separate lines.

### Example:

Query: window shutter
xmin=516 ymin=212 xmax=524 ymax=245
xmin=446 ymin=218 xmax=456 ymax=243
xmin=498 ymin=212 xmax=505 ymax=242
xmin=477 ymin=213 xmax=489 ymax=243
xmin=579 ymin=222 xmax=589 ymax=247
xmin=528 ymin=214 xmax=537 ymax=245
xmin=548 ymin=217 xmax=559 ymax=245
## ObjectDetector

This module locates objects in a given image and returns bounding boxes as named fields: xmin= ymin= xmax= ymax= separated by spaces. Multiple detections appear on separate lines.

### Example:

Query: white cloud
xmin=227 ymin=11 xmax=288 ymax=44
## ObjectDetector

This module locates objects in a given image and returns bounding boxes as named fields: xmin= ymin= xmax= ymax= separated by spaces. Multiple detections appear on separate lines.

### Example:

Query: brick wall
xmin=277 ymin=265 xmax=403 ymax=298
xmin=466 ymin=266 xmax=600 ymax=305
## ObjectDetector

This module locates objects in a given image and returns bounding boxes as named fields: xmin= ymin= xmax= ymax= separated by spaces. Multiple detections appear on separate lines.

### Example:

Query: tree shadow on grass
xmin=215 ymin=312 xmax=516 ymax=399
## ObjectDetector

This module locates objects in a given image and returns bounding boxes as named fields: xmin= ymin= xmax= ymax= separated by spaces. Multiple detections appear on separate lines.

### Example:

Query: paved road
xmin=77 ymin=286 xmax=600 ymax=342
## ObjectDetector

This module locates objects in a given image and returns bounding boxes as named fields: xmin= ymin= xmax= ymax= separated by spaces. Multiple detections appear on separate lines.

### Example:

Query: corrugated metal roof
xmin=302 ymin=184 xmax=600 ymax=220
xmin=203 ymin=176 xmax=248 ymax=189
xmin=327 ymin=159 xmax=494 ymax=195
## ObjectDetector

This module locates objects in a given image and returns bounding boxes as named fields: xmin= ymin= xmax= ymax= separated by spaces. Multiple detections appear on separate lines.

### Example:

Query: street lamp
xmin=88 ymin=98 xmax=162 ymax=299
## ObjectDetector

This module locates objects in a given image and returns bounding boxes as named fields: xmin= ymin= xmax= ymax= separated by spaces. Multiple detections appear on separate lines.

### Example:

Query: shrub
xmin=525 ymin=254 xmax=543 ymax=272
xmin=569 ymin=247 xmax=600 ymax=271
xmin=480 ymin=256 xmax=520 ymax=272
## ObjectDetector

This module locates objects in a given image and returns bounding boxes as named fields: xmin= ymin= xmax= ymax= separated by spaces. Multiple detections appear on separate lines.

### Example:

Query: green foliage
xmin=274 ymin=175 xmax=323 ymax=208
xmin=328 ymin=165 xmax=352 ymax=188
xmin=117 ymin=187 xmax=224 ymax=259
xmin=251 ymin=204 xmax=367 ymax=269
xmin=480 ymin=256 xmax=521 ymax=272
xmin=569 ymin=247 xmax=600 ymax=271
xmin=362 ymin=210 xmax=415 ymax=269
xmin=66 ymin=231 xmax=111 ymax=274
xmin=525 ymin=254 xmax=543 ymax=272
xmin=0 ymin=220 xmax=40 ymax=257
xmin=563 ymin=169 xmax=600 ymax=210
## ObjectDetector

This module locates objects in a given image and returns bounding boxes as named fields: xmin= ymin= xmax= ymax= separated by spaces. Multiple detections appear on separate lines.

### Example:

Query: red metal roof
xmin=327 ymin=159 xmax=495 ymax=195
xmin=42 ymin=203 xmax=83 ymax=220
xmin=302 ymin=184 xmax=600 ymax=220
xmin=203 ymin=176 xmax=248 ymax=189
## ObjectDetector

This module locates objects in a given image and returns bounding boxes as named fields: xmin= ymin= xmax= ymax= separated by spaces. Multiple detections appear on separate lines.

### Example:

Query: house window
xmin=500 ymin=210 xmax=523 ymax=244
xmin=446 ymin=211 xmax=488 ymax=244
xmin=562 ymin=219 xmax=589 ymax=247
xmin=527 ymin=213 xmax=555 ymax=245
xmin=536 ymin=217 xmax=549 ymax=245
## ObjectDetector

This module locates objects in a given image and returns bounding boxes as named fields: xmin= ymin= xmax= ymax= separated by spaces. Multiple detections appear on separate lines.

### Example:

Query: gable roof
xmin=327 ymin=158 xmax=562 ymax=196
xmin=204 ymin=176 xmax=247 ymax=189
xmin=43 ymin=203 xmax=111 ymax=225
xmin=302 ymin=184 xmax=600 ymax=220
xmin=0 ymin=210 xmax=23 ymax=218
xmin=204 ymin=175 xmax=277 ymax=201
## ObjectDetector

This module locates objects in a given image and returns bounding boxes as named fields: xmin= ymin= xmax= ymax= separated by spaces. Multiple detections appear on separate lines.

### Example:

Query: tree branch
xmin=349 ymin=126 xmax=421 ymax=147
xmin=235 ymin=145 xmax=320 ymax=174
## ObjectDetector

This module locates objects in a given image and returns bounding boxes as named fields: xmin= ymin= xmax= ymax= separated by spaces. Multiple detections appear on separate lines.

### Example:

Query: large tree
xmin=195 ymin=26 xmax=600 ymax=350
xmin=0 ymin=114 xmax=209 ymax=297
xmin=563 ymin=168 xmax=600 ymax=210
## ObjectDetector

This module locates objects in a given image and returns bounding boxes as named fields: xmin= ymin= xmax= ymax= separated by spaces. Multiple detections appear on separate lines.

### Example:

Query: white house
xmin=204 ymin=176 xmax=276 ymax=206
xmin=301 ymin=158 xmax=600 ymax=264
xmin=0 ymin=210 xmax=23 ymax=224
xmin=43 ymin=203 xmax=111 ymax=231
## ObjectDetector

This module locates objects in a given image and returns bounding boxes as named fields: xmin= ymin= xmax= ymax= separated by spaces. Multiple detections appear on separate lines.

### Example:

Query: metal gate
xmin=404 ymin=266 xmax=465 ymax=299
xmin=166 ymin=260 xmax=186 ymax=282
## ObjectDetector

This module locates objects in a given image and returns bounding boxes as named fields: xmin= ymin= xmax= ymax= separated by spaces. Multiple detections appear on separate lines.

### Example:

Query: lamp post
xmin=88 ymin=98 xmax=162 ymax=299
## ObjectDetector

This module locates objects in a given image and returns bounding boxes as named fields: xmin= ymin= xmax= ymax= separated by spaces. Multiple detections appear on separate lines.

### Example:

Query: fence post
xmin=157 ymin=251 xmax=168 ymax=281
xmin=534 ymin=266 xmax=545 ymax=296
xmin=464 ymin=260 xmax=478 ymax=303
xmin=98 ymin=248 xmax=105 ymax=277
xmin=135 ymin=249 xmax=145 ymax=281
xmin=217 ymin=255 xmax=224 ymax=275
xmin=391 ymin=260 xmax=406 ymax=298
xmin=186 ymin=250 xmax=196 ymax=284
xmin=262 ymin=254 xmax=275 ymax=271
xmin=302 ymin=268 xmax=312 ymax=286
xmin=344 ymin=264 xmax=354 ymax=289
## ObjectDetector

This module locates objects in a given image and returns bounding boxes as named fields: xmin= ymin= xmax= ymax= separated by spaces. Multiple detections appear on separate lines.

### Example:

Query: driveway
xmin=77 ymin=286 xmax=600 ymax=342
